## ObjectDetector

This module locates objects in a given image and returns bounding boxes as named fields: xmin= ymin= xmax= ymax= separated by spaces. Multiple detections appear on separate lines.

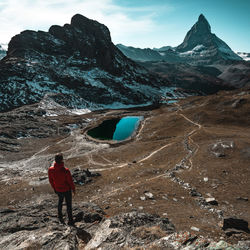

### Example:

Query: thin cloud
xmin=0 ymin=0 xmax=174 ymax=45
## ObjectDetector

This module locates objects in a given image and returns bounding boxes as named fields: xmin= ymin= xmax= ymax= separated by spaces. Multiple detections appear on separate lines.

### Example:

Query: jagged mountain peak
xmin=176 ymin=14 xmax=212 ymax=52
xmin=197 ymin=14 xmax=211 ymax=32
xmin=176 ymin=14 xmax=242 ymax=62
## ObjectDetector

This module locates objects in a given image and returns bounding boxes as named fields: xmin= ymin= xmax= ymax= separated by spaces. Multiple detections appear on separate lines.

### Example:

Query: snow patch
xmin=237 ymin=52 xmax=250 ymax=61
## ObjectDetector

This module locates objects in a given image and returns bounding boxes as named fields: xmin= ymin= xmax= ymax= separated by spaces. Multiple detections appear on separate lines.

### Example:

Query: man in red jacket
xmin=48 ymin=153 xmax=75 ymax=225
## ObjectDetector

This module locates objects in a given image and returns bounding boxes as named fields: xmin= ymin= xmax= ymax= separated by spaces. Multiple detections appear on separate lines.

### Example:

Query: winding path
xmin=90 ymin=102 xmax=203 ymax=202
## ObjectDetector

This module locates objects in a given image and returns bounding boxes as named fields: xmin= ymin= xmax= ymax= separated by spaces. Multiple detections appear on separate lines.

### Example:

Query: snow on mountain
xmin=237 ymin=52 xmax=250 ymax=61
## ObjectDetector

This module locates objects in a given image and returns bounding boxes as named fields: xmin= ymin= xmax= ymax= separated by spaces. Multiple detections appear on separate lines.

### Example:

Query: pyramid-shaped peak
xmin=176 ymin=14 xmax=212 ymax=52
xmin=198 ymin=14 xmax=207 ymax=21
xmin=195 ymin=14 xmax=211 ymax=33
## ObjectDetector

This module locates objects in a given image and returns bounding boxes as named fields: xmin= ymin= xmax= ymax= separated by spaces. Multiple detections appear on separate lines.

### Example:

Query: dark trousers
xmin=57 ymin=190 xmax=73 ymax=222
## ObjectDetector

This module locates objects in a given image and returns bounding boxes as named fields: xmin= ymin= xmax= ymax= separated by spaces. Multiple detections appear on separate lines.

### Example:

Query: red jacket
xmin=48 ymin=162 xmax=75 ymax=192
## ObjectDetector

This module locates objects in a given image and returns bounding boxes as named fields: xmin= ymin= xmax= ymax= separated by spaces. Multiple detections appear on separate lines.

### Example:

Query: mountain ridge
xmin=117 ymin=14 xmax=242 ymax=64
xmin=0 ymin=14 xmax=176 ymax=113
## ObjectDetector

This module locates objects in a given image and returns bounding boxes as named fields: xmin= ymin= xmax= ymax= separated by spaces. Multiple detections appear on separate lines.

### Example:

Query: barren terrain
xmin=0 ymin=88 xmax=250 ymax=247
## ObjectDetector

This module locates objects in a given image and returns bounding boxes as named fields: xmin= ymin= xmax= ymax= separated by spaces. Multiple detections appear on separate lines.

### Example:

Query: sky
xmin=0 ymin=0 xmax=249 ymax=52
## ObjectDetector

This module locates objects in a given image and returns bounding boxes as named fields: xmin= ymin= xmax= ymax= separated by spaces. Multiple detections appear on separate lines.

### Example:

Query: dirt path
xmin=90 ymin=102 xmax=204 ymax=202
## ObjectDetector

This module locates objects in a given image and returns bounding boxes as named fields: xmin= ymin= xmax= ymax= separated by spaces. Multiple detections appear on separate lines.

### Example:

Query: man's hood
xmin=53 ymin=162 xmax=64 ymax=169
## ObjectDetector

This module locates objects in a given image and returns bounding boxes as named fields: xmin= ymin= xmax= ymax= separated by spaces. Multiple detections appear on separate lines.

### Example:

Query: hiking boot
xmin=58 ymin=216 xmax=64 ymax=224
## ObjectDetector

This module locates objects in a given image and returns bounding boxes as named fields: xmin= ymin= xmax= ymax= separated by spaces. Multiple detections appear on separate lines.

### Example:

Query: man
xmin=48 ymin=153 xmax=75 ymax=225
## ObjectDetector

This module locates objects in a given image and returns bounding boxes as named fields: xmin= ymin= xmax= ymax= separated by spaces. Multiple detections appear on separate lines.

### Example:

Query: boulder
xmin=222 ymin=217 xmax=250 ymax=234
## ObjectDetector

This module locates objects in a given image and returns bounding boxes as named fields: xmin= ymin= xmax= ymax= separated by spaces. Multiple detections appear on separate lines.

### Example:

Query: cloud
xmin=0 ymin=0 xmax=174 ymax=46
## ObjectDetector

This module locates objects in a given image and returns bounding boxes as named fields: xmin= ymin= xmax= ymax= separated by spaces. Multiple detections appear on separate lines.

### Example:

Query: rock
xmin=144 ymin=192 xmax=154 ymax=199
xmin=236 ymin=197 xmax=248 ymax=201
xmin=236 ymin=240 xmax=250 ymax=249
xmin=232 ymin=98 xmax=246 ymax=108
xmin=191 ymin=226 xmax=200 ymax=232
xmin=190 ymin=189 xmax=202 ymax=197
xmin=225 ymin=228 xmax=247 ymax=236
xmin=204 ymin=177 xmax=208 ymax=182
xmin=210 ymin=140 xmax=234 ymax=158
xmin=72 ymin=168 xmax=101 ymax=185
xmin=205 ymin=197 xmax=218 ymax=205
xmin=222 ymin=217 xmax=250 ymax=234
xmin=0 ymin=199 xmax=105 ymax=249
xmin=162 ymin=194 xmax=168 ymax=200
xmin=85 ymin=212 xmax=175 ymax=249
xmin=140 ymin=196 xmax=146 ymax=201
xmin=212 ymin=240 xmax=230 ymax=249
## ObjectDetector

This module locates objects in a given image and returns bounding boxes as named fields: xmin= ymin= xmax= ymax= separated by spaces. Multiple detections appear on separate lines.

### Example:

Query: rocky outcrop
xmin=0 ymin=199 xmax=104 ymax=249
xmin=1 ymin=199 xmax=248 ymax=249
xmin=0 ymin=14 xmax=172 ymax=112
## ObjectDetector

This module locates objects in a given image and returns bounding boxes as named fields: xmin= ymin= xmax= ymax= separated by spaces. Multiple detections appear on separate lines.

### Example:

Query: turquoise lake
xmin=87 ymin=116 xmax=143 ymax=141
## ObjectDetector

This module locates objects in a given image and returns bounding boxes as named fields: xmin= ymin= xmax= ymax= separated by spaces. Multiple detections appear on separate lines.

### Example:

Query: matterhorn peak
xmin=196 ymin=14 xmax=211 ymax=33
xmin=176 ymin=14 xmax=212 ymax=52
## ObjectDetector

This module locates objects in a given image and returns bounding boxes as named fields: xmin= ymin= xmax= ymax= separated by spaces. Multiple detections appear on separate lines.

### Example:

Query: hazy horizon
xmin=0 ymin=0 xmax=249 ymax=52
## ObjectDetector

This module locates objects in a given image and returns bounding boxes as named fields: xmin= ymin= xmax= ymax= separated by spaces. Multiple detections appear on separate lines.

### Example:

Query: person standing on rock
xmin=48 ymin=153 xmax=75 ymax=225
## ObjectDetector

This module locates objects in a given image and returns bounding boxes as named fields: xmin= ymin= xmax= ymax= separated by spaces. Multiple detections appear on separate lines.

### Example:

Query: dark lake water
xmin=87 ymin=116 xmax=143 ymax=141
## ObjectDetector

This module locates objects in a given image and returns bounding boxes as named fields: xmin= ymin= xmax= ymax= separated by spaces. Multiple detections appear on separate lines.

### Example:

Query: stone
xmin=190 ymin=189 xmax=202 ymax=197
xmin=222 ymin=217 xmax=250 ymax=233
xmin=236 ymin=197 xmax=248 ymax=201
xmin=162 ymin=194 xmax=168 ymax=200
xmin=85 ymin=212 xmax=175 ymax=249
xmin=140 ymin=196 xmax=146 ymax=201
xmin=144 ymin=192 xmax=154 ymax=199
xmin=205 ymin=197 xmax=218 ymax=205
xmin=191 ymin=226 xmax=200 ymax=232
xmin=72 ymin=168 xmax=101 ymax=185
xmin=210 ymin=141 xmax=234 ymax=158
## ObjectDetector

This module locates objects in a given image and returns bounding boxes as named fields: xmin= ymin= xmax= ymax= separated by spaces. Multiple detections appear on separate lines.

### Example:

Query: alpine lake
xmin=87 ymin=116 xmax=143 ymax=141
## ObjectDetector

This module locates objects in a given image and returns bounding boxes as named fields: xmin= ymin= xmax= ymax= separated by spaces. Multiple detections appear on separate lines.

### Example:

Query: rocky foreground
xmin=0 ymin=88 xmax=250 ymax=249
xmin=1 ymin=198 xmax=249 ymax=249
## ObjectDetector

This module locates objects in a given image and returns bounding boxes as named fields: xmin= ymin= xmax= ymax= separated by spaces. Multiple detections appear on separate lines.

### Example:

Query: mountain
xmin=176 ymin=14 xmax=242 ymax=63
xmin=138 ymin=61 xmax=233 ymax=94
xmin=117 ymin=14 xmax=250 ymax=88
xmin=117 ymin=14 xmax=242 ymax=65
xmin=0 ymin=44 xmax=7 ymax=60
xmin=0 ymin=14 xmax=175 ymax=113
xmin=116 ymin=44 xmax=163 ymax=62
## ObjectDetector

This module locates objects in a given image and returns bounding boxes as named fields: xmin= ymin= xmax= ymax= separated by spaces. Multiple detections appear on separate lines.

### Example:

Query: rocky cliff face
xmin=0 ymin=14 xmax=173 ymax=112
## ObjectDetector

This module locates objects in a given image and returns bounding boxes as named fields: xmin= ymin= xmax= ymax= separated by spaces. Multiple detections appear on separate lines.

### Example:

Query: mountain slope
xmin=0 ymin=14 xmax=173 ymax=112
